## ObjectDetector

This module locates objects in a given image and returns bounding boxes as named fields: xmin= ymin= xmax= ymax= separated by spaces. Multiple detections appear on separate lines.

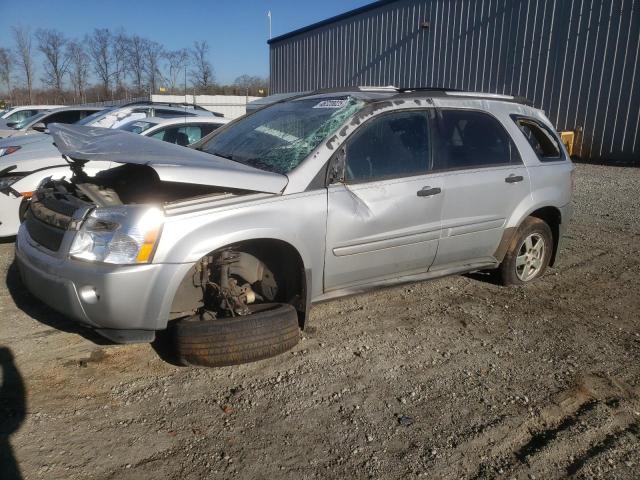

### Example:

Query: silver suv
xmin=14 ymin=88 xmax=573 ymax=367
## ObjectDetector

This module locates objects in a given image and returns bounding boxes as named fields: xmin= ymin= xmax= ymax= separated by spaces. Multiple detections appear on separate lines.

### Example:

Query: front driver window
xmin=345 ymin=110 xmax=431 ymax=183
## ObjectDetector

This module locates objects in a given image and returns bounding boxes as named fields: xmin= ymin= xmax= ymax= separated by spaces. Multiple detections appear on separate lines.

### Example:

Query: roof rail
xmin=395 ymin=86 xmax=534 ymax=106
xmin=118 ymin=100 xmax=211 ymax=111
xmin=396 ymin=86 xmax=461 ymax=93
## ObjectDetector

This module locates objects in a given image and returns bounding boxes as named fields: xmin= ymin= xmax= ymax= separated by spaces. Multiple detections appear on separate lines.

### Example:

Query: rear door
xmin=324 ymin=109 xmax=444 ymax=291
xmin=430 ymin=109 xmax=531 ymax=270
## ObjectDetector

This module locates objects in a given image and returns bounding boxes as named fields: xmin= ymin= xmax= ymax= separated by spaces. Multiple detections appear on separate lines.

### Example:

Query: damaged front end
xmin=24 ymin=162 xmax=242 ymax=263
xmin=22 ymin=123 xmax=290 ymax=260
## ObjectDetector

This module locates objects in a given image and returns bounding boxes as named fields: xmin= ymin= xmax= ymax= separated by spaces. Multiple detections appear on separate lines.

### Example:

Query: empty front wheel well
xmin=169 ymin=239 xmax=308 ymax=328
xmin=529 ymin=207 xmax=561 ymax=266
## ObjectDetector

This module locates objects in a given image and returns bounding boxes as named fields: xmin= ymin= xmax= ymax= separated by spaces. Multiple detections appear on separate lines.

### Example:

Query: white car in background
xmin=0 ymin=106 xmax=103 ymax=139
xmin=0 ymin=105 xmax=65 ymax=129
xmin=0 ymin=114 xmax=228 ymax=237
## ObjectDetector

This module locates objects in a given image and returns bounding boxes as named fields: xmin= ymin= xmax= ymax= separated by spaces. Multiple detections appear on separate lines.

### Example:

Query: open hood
xmin=49 ymin=124 xmax=288 ymax=194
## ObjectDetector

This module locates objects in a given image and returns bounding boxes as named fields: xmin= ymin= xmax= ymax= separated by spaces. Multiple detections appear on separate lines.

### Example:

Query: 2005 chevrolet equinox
xmin=13 ymin=87 xmax=573 ymax=366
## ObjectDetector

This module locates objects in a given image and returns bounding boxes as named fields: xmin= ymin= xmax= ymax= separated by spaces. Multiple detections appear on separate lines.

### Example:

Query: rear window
xmin=513 ymin=116 xmax=564 ymax=161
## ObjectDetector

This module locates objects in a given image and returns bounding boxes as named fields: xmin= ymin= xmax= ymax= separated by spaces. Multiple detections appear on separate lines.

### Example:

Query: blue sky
xmin=0 ymin=0 xmax=372 ymax=85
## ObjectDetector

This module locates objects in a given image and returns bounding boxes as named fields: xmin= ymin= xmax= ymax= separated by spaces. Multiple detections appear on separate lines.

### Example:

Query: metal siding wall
xmin=270 ymin=0 xmax=640 ymax=163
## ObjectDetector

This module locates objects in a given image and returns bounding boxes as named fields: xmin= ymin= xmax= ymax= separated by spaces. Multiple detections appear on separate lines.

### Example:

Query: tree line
xmin=0 ymin=26 xmax=269 ymax=106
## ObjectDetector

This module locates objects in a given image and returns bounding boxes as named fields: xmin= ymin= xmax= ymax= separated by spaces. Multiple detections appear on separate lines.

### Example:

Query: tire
xmin=172 ymin=303 xmax=300 ymax=367
xmin=497 ymin=216 xmax=553 ymax=286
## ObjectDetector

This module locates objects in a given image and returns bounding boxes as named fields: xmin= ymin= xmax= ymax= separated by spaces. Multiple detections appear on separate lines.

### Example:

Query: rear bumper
xmin=553 ymin=202 xmax=573 ymax=266
xmin=15 ymin=226 xmax=195 ymax=342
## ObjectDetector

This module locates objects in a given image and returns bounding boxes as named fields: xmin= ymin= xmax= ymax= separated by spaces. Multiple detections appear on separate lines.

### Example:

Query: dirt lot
xmin=1 ymin=163 xmax=639 ymax=480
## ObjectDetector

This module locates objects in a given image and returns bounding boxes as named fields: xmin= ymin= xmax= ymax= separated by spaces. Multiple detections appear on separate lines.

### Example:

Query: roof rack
xmin=394 ymin=86 xmax=534 ymax=106
xmin=118 ymin=100 xmax=212 ymax=112
xmin=396 ymin=86 xmax=461 ymax=93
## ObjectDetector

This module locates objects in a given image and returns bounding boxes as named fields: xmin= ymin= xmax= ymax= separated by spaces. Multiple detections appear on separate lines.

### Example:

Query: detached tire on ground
xmin=498 ymin=216 xmax=553 ymax=286
xmin=172 ymin=303 xmax=300 ymax=367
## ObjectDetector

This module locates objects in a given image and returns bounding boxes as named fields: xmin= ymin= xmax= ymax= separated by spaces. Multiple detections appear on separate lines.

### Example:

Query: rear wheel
xmin=498 ymin=216 xmax=552 ymax=286
xmin=171 ymin=303 xmax=300 ymax=367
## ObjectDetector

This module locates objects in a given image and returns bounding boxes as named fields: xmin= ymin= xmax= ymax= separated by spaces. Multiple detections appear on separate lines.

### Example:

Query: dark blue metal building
xmin=268 ymin=0 xmax=640 ymax=164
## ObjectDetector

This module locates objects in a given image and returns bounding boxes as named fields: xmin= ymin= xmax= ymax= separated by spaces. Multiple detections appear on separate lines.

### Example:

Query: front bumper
xmin=15 ymin=227 xmax=195 ymax=342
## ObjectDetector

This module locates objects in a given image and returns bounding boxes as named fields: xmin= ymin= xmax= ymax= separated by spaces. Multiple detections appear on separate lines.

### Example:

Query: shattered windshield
xmin=200 ymin=96 xmax=364 ymax=174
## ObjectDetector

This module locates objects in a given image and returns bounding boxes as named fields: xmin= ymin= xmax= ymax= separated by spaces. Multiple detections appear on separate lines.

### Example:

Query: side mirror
xmin=31 ymin=122 xmax=47 ymax=132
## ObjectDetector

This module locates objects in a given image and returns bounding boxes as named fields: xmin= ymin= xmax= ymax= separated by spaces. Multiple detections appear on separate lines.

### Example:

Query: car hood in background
xmin=0 ymin=132 xmax=51 ymax=148
xmin=0 ymin=136 xmax=63 ymax=172
xmin=49 ymin=124 xmax=289 ymax=194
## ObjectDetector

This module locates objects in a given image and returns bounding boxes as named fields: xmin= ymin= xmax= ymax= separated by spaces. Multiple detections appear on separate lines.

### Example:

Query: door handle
xmin=505 ymin=174 xmax=524 ymax=183
xmin=417 ymin=186 xmax=441 ymax=197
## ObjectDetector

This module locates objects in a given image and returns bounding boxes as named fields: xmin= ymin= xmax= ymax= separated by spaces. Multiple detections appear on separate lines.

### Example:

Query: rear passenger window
xmin=434 ymin=110 xmax=520 ymax=170
xmin=515 ymin=118 xmax=563 ymax=161
xmin=345 ymin=110 xmax=430 ymax=183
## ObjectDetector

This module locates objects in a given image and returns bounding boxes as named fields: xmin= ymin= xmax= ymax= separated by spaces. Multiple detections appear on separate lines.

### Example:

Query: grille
xmin=24 ymin=190 xmax=83 ymax=252
xmin=24 ymin=209 xmax=66 ymax=252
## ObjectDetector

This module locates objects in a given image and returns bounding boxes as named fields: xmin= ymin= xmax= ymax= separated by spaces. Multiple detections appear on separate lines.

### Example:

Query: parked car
xmin=116 ymin=115 xmax=228 ymax=145
xmin=0 ymin=105 xmax=65 ymax=129
xmin=0 ymin=114 xmax=227 ymax=237
xmin=0 ymin=106 xmax=104 ymax=138
xmin=13 ymin=88 xmax=573 ymax=367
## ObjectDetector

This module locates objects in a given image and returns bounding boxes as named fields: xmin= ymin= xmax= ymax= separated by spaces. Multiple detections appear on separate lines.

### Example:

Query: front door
xmin=324 ymin=109 xmax=444 ymax=291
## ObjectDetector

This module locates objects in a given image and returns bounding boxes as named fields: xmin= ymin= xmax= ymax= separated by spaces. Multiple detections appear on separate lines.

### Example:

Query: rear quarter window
xmin=512 ymin=116 xmax=565 ymax=162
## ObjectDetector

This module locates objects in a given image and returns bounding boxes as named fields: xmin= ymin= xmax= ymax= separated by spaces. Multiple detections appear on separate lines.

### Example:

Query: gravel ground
xmin=1 ymin=163 xmax=639 ymax=479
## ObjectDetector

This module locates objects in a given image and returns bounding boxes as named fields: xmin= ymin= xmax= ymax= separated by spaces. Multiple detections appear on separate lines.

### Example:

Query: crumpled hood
xmin=49 ymin=124 xmax=289 ymax=194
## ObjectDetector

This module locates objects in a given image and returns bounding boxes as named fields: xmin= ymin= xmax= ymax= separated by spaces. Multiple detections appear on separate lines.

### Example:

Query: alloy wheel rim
xmin=515 ymin=233 xmax=545 ymax=282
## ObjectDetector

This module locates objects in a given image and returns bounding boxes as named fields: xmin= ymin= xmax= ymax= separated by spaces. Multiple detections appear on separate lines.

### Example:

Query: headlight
xmin=0 ymin=145 xmax=21 ymax=157
xmin=0 ymin=175 xmax=24 ymax=190
xmin=70 ymin=206 xmax=164 ymax=264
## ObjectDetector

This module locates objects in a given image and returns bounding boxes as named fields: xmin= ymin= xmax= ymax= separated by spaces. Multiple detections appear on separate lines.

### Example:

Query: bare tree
xmin=190 ymin=40 xmax=214 ymax=92
xmin=36 ymin=28 xmax=69 ymax=93
xmin=127 ymin=35 xmax=147 ymax=94
xmin=165 ymin=48 xmax=189 ymax=91
xmin=234 ymin=74 xmax=268 ymax=96
xmin=88 ymin=28 xmax=113 ymax=96
xmin=112 ymin=29 xmax=129 ymax=91
xmin=0 ymin=48 xmax=12 ymax=100
xmin=144 ymin=40 xmax=164 ymax=94
xmin=66 ymin=38 xmax=90 ymax=102
xmin=12 ymin=26 xmax=34 ymax=103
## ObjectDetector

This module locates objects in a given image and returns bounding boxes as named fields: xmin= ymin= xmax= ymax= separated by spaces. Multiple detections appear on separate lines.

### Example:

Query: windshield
xmin=76 ymin=108 xmax=114 ymax=126
xmin=117 ymin=120 xmax=158 ymax=134
xmin=200 ymin=96 xmax=364 ymax=174
xmin=12 ymin=112 xmax=45 ymax=130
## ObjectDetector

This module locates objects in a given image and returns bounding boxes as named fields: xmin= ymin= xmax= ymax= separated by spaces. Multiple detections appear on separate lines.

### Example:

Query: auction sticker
xmin=313 ymin=99 xmax=349 ymax=109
